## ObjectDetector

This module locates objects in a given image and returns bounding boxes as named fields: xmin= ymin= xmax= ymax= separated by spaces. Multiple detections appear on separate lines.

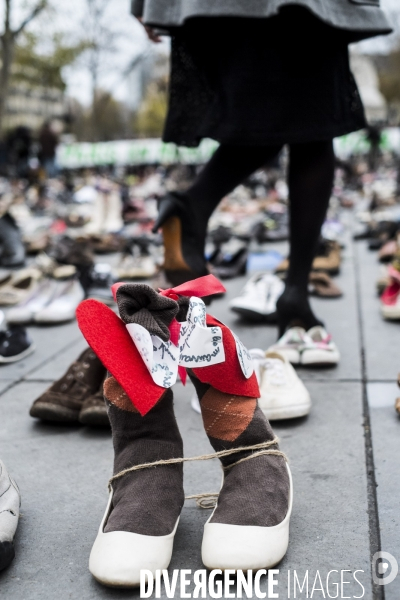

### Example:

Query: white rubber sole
xmin=381 ymin=305 xmax=400 ymax=320
xmin=300 ymin=349 xmax=340 ymax=366
xmin=261 ymin=402 xmax=311 ymax=420
xmin=274 ymin=349 xmax=301 ymax=365
xmin=89 ymin=489 xmax=179 ymax=588
xmin=34 ymin=310 xmax=77 ymax=324
xmin=5 ymin=312 xmax=34 ymax=325
xmin=0 ymin=344 xmax=35 ymax=363
xmin=202 ymin=464 xmax=293 ymax=571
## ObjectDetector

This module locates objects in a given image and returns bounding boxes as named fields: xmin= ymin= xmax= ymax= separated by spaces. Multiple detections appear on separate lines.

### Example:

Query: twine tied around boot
xmin=108 ymin=437 xmax=287 ymax=509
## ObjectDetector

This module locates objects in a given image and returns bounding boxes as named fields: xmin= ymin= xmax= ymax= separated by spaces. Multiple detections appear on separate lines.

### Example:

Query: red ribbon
xmin=160 ymin=274 xmax=226 ymax=299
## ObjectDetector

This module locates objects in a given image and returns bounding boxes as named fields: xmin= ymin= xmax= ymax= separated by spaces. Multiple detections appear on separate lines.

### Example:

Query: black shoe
xmin=0 ymin=214 xmax=25 ymax=268
xmin=0 ymin=326 xmax=35 ymax=363
xmin=211 ymin=247 xmax=248 ymax=279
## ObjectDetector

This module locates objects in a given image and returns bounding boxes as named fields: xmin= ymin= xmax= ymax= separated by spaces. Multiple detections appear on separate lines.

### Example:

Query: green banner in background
xmin=57 ymin=129 xmax=400 ymax=169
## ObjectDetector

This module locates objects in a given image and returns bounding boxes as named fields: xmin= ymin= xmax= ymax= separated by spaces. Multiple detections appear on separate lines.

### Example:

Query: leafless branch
xmin=14 ymin=0 xmax=47 ymax=38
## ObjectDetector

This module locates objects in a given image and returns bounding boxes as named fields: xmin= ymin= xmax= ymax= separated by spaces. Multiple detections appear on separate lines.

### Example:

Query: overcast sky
xmin=2 ymin=0 xmax=399 ymax=106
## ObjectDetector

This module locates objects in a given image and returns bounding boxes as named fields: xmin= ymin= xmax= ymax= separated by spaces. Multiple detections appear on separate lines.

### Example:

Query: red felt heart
xmin=76 ymin=300 xmax=165 ymax=416
xmin=192 ymin=315 xmax=260 ymax=398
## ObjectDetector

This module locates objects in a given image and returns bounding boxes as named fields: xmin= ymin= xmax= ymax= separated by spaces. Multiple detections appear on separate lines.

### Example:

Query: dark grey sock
xmin=104 ymin=387 xmax=185 ymax=536
xmin=188 ymin=371 xmax=290 ymax=527
xmin=116 ymin=284 xmax=179 ymax=341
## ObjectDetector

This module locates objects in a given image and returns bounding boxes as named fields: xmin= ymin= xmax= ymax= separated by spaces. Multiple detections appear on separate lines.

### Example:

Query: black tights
xmin=186 ymin=140 xmax=335 ymax=334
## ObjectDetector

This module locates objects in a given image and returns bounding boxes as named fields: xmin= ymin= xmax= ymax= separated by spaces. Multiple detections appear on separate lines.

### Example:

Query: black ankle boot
xmin=276 ymin=286 xmax=323 ymax=337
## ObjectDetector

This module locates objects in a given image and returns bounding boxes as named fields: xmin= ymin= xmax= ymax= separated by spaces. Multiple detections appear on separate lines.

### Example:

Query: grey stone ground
xmin=0 ymin=238 xmax=399 ymax=599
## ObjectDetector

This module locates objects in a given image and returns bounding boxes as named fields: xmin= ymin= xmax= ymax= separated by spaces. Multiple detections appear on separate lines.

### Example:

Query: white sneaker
xmin=34 ymin=278 xmax=85 ymax=324
xmin=268 ymin=326 xmax=340 ymax=366
xmin=0 ymin=460 xmax=21 ymax=571
xmin=249 ymin=348 xmax=267 ymax=384
xmin=268 ymin=327 xmax=307 ymax=364
xmin=301 ymin=326 xmax=340 ymax=366
xmin=229 ymin=273 xmax=284 ymax=321
xmin=258 ymin=351 xmax=311 ymax=420
xmin=7 ymin=279 xmax=59 ymax=324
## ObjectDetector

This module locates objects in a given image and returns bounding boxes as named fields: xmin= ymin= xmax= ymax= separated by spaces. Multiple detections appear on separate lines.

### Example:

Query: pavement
xmin=0 ymin=237 xmax=399 ymax=599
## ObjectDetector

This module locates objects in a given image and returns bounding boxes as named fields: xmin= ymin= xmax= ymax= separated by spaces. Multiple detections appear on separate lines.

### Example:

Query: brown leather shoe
xmin=30 ymin=348 xmax=106 ymax=423
xmin=79 ymin=385 xmax=109 ymax=427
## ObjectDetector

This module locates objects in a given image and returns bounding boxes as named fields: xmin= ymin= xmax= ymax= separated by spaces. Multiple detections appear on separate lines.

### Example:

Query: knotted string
xmin=108 ymin=437 xmax=287 ymax=509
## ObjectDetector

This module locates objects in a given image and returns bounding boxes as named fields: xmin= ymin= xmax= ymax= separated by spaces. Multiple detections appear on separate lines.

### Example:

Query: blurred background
xmin=0 ymin=0 xmax=398 ymax=150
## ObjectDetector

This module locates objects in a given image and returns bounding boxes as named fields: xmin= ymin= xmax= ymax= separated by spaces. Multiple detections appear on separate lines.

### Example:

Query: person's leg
xmin=154 ymin=143 xmax=282 ymax=285
xmin=187 ymin=143 xmax=283 ymax=245
xmin=276 ymin=140 xmax=335 ymax=335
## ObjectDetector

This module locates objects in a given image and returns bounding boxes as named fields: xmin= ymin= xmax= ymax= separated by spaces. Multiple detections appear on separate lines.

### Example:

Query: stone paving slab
xmin=368 ymin=382 xmax=400 ymax=600
xmin=24 ymin=333 xmax=86 ymax=382
xmin=0 ymin=320 xmax=81 ymax=383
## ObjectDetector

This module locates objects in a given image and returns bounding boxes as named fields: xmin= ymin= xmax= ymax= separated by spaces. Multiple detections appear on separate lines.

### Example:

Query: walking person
xmin=134 ymin=0 xmax=390 ymax=335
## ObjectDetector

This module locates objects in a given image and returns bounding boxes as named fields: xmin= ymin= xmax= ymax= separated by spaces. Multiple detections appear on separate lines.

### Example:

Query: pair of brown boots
xmin=30 ymin=348 xmax=109 ymax=427
xmin=77 ymin=282 xmax=293 ymax=588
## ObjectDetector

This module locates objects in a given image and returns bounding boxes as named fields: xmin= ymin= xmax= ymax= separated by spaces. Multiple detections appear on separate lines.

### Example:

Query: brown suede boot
xmin=78 ymin=382 xmax=109 ymax=427
xmin=30 ymin=348 xmax=106 ymax=423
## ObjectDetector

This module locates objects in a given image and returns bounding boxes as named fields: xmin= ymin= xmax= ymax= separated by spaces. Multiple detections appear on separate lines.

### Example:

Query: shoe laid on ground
xmin=308 ymin=271 xmax=343 ymax=298
xmin=301 ymin=326 xmax=340 ymax=366
xmin=211 ymin=246 xmax=248 ymax=279
xmin=0 ymin=327 xmax=35 ymax=363
xmin=89 ymin=384 xmax=183 ymax=588
xmin=79 ymin=384 xmax=109 ymax=427
xmin=312 ymin=239 xmax=342 ymax=275
xmin=30 ymin=348 xmax=106 ymax=423
xmin=0 ymin=460 xmax=21 ymax=571
xmin=0 ymin=268 xmax=41 ymax=306
xmin=249 ymin=348 xmax=267 ymax=383
xmin=268 ymin=326 xmax=340 ymax=366
xmin=34 ymin=278 xmax=85 ymax=324
xmin=381 ymin=272 xmax=400 ymax=320
xmin=229 ymin=273 xmax=284 ymax=322
xmin=7 ymin=278 xmax=59 ymax=324
xmin=258 ymin=351 xmax=311 ymax=420
xmin=87 ymin=264 xmax=114 ymax=306
xmin=116 ymin=251 xmax=157 ymax=280
xmin=268 ymin=327 xmax=307 ymax=365
xmin=275 ymin=239 xmax=342 ymax=277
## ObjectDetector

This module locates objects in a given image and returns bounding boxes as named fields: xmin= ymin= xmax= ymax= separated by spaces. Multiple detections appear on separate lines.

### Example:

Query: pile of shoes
xmin=30 ymin=347 xmax=109 ymax=427
xmin=276 ymin=238 xmax=342 ymax=277
xmin=2 ymin=258 xmax=85 ymax=325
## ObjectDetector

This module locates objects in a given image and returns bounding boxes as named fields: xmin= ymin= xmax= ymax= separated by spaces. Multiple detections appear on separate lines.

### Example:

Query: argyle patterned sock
xmin=103 ymin=375 xmax=184 ymax=535
xmin=188 ymin=371 xmax=290 ymax=527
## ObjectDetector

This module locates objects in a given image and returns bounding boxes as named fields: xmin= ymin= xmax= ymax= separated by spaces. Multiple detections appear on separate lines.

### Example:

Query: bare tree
xmin=81 ymin=0 xmax=120 ymax=141
xmin=0 ymin=0 xmax=48 ymax=133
